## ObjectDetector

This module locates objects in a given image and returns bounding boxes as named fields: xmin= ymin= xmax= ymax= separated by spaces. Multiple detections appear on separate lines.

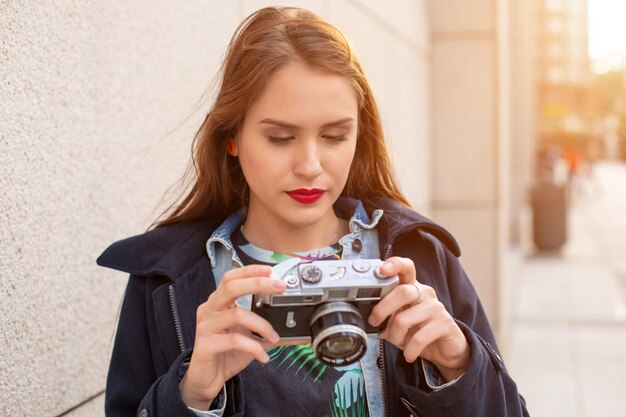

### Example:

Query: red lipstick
xmin=286 ymin=188 xmax=325 ymax=204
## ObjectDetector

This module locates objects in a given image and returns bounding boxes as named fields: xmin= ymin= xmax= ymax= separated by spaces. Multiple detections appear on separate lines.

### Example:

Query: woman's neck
xmin=240 ymin=210 xmax=349 ymax=254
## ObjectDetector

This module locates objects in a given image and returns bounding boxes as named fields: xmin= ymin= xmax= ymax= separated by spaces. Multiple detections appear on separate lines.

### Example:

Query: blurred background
xmin=1 ymin=0 xmax=624 ymax=416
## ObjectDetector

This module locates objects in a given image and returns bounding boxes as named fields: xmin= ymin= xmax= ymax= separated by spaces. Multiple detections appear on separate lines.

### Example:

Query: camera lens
xmin=310 ymin=302 xmax=367 ymax=366
xmin=321 ymin=335 xmax=359 ymax=358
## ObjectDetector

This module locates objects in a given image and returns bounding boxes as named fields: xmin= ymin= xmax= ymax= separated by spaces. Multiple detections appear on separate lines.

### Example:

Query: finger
xmin=208 ymin=275 xmax=286 ymax=310
xmin=368 ymin=283 xmax=427 ymax=327
xmin=402 ymin=320 xmax=446 ymax=363
xmin=221 ymin=264 xmax=272 ymax=283
xmin=199 ymin=332 xmax=270 ymax=364
xmin=378 ymin=257 xmax=416 ymax=284
xmin=198 ymin=307 xmax=280 ymax=344
xmin=380 ymin=302 xmax=438 ymax=348
xmin=260 ymin=337 xmax=309 ymax=350
xmin=203 ymin=264 xmax=273 ymax=310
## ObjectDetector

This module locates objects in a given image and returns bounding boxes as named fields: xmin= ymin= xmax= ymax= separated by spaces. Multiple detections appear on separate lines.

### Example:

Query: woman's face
xmin=236 ymin=59 xmax=359 ymax=231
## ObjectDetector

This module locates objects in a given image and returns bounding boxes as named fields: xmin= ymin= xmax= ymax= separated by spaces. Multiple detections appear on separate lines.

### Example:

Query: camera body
xmin=252 ymin=257 xmax=399 ymax=365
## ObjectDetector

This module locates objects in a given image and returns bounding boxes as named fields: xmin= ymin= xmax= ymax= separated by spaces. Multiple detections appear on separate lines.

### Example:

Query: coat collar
xmin=368 ymin=197 xmax=461 ymax=258
xmin=96 ymin=217 xmax=217 ymax=279
xmin=96 ymin=198 xmax=460 ymax=280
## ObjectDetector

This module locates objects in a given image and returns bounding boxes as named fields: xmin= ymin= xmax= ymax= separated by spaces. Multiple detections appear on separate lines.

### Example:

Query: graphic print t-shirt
xmin=232 ymin=228 xmax=370 ymax=417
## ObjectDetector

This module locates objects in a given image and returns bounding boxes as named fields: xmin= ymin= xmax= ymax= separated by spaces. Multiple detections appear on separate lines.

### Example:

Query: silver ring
xmin=412 ymin=282 xmax=422 ymax=303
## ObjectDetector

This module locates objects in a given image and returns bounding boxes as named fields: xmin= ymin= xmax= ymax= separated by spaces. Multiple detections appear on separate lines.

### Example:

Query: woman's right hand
xmin=179 ymin=264 xmax=287 ymax=410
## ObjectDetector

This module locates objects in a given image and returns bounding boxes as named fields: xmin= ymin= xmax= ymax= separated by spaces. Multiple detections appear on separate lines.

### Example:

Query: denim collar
xmin=206 ymin=197 xmax=383 ymax=268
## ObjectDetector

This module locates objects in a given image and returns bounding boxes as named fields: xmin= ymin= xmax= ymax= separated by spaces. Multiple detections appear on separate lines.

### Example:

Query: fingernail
xmin=381 ymin=262 xmax=392 ymax=272
xmin=270 ymin=331 xmax=280 ymax=343
xmin=368 ymin=316 xmax=379 ymax=327
xmin=261 ymin=352 xmax=270 ymax=363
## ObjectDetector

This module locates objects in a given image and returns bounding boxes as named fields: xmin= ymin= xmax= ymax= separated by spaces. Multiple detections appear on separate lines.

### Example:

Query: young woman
xmin=98 ymin=7 xmax=529 ymax=417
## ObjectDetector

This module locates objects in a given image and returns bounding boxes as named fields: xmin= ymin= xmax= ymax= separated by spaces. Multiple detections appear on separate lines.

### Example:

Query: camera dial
xmin=300 ymin=265 xmax=323 ymax=284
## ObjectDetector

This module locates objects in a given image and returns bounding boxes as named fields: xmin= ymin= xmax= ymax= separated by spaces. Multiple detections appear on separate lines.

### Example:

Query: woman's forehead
xmin=244 ymin=61 xmax=359 ymax=127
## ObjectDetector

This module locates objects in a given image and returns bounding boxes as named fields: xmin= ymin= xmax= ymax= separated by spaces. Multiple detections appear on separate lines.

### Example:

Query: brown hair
xmin=155 ymin=6 xmax=409 ymax=227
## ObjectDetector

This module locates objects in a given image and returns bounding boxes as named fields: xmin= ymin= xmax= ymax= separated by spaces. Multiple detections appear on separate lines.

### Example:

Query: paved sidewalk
xmin=508 ymin=162 xmax=626 ymax=417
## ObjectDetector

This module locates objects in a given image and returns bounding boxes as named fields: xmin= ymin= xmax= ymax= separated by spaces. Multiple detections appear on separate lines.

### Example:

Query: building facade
xmin=535 ymin=0 xmax=591 ymax=135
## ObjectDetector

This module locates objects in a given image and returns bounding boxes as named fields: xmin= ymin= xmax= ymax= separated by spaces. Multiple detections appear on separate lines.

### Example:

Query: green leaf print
xmin=327 ymin=375 xmax=368 ymax=417
xmin=270 ymin=251 xmax=292 ymax=263
xmin=265 ymin=344 xmax=328 ymax=382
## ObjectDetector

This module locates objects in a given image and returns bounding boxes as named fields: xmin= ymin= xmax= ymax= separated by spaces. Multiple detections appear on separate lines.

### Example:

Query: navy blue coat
xmin=97 ymin=198 xmax=530 ymax=417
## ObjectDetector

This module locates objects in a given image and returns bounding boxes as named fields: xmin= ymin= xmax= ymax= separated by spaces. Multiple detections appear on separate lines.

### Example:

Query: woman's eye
xmin=268 ymin=136 xmax=295 ymax=145
xmin=323 ymin=135 xmax=348 ymax=143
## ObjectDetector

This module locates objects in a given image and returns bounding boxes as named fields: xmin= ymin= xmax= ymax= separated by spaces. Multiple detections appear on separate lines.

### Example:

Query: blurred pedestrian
xmin=564 ymin=145 xmax=585 ymax=200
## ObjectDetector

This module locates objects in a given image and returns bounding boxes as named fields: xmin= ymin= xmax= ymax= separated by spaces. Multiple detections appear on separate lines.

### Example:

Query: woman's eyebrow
xmin=259 ymin=117 xmax=355 ymax=129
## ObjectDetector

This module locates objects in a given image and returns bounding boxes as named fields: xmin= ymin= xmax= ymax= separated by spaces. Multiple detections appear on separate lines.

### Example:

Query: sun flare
xmin=588 ymin=0 xmax=626 ymax=72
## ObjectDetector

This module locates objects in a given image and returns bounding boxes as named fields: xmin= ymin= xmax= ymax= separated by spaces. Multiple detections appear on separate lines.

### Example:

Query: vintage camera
xmin=252 ymin=258 xmax=398 ymax=366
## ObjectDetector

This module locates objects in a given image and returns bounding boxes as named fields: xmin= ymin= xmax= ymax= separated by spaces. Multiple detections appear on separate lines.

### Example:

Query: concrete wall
xmin=0 ymin=1 xmax=430 ymax=414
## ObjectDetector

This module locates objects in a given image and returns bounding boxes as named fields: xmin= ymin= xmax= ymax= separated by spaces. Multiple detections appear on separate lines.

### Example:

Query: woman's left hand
xmin=368 ymin=256 xmax=470 ymax=382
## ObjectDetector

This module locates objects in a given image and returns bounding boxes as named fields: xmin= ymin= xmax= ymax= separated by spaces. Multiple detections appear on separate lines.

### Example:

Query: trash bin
xmin=531 ymin=181 xmax=567 ymax=251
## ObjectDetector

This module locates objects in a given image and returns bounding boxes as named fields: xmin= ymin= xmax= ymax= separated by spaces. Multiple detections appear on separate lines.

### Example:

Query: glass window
xmin=548 ymin=43 xmax=564 ymax=59
xmin=545 ymin=0 xmax=563 ymax=12
xmin=548 ymin=17 xmax=565 ymax=34
xmin=547 ymin=66 xmax=564 ymax=83
xmin=570 ymin=45 xmax=583 ymax=61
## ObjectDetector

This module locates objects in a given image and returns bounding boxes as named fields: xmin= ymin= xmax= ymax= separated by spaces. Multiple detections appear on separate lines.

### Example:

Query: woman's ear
xmin=227 ymin=139 xmax=238 ymax=156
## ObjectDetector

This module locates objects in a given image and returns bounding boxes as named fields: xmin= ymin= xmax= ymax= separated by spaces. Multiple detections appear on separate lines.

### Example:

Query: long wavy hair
xmin=155 ymin=6 xmax=409 ymax=228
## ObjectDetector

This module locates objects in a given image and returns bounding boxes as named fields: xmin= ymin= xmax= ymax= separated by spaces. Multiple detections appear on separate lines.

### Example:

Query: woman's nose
xmin=293 ymin=141 xmax=322 ymax=178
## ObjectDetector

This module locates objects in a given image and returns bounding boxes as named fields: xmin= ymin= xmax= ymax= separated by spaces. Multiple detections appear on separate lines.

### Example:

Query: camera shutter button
xmin=352 ymin=260 xmax=371 ymax=273
xmin=374 ymin=266 xmax=389 ymax=279
xmin=285 ymin=274 xmax=299 ymax=288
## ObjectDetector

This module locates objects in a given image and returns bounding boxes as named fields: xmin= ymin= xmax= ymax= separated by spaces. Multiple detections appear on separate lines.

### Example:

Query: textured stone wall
xmin=0 ymin=1 xmax=430 ymax=414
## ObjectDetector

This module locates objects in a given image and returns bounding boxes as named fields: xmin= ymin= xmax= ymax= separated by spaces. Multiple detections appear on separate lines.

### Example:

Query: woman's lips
xmin=285 ymin=188 xmax=325 ymax=204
